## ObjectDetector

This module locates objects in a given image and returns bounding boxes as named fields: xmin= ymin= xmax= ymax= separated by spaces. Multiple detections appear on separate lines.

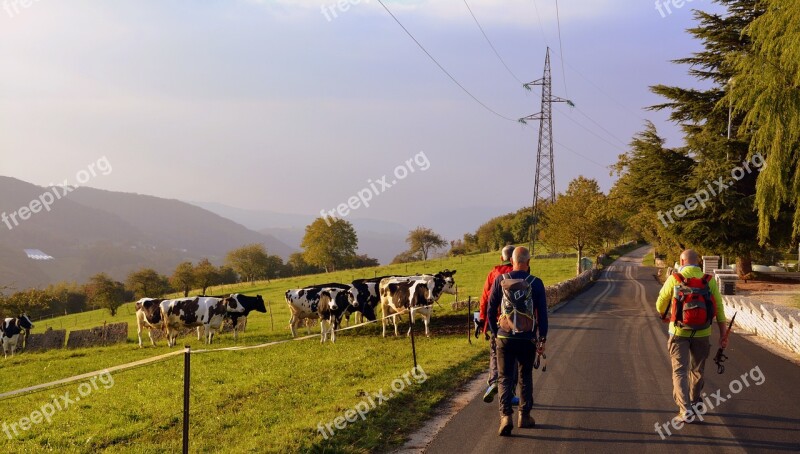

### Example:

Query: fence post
xmin=408 ymin=310 xmax=417 ymax=369
xmin=268 ymin=300 xmax=274 ymax=331
xmin=467 ymin=297 xmax=472 ymax=345
xmin=183 ymin=345 xmax=191 ymax=454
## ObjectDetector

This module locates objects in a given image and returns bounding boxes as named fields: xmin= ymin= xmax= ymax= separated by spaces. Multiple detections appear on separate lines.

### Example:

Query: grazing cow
xmin=347 ymin=276 xmax=393 ymax=324
xmin=284 ymin=283 xmax=351 ymax=338
xmin=378 ymin=270 xmax=458 ymax=338
xmin=161 ymin=297 xmax=227 ymax=347
xmin=222 ymin=294 xmax=267 ymax=340
xmin=2 ymin=314 xmax=34 ymax=358
xmin=379 ymin=278 xmax=431 ymax=338
xmin=135 ymin=298 xmax=166 ymax=347
xmin=317 ymin=288 xmax=348 ymax=343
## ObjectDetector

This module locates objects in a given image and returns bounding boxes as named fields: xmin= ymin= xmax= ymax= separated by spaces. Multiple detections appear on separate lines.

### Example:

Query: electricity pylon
xmin=519 ymin=47 xmax=573 ymax=256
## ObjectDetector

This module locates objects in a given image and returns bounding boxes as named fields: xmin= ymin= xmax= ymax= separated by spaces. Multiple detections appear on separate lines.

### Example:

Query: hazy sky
xmin=0 ymin=0 xmax=725 ymax=239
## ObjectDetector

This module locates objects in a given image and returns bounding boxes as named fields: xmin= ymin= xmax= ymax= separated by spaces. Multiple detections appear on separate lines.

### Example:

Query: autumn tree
xmin=193 ymin=258 xmax=220 ymax=295
xmin=126 ymin=268 xmax=170 ymax=299
xmin=541 ymin=177 xmax=607 ymax=275
xmin=406 ymin=227 xmax=447 ymax=261
xmin=225 ymin=244 xmax=270 ymax=283
xmin=85 ymin=273 xmax=127 ymax=316
xmin=301 ymin=218 xmax=358 ymax=272
xmin=170 ymin=262 xmax=195 ymax=297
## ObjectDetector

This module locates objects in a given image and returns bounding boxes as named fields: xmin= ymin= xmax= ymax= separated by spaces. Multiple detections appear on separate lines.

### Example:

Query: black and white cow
xmin=347 ymin=276 xmax=393 ymax=325
xmin=2 ymin=314 xmax=34 ymax=358
xmin=317 ymin=288 xmax=350 ymax=343
xmin=135 ymin=298 xmax=165 ymax=348
xmin=284 ymin=283 xmax=351 ymax=338
xmin=222 ymin=294 xmax=267 ymax=340
xmin=162 ymin=297 xmax=228 ymax=347
xmin=378 ymin=278 xmax=431 ymax=338
xmin=378 ymin=270 xmax=457 ymax=337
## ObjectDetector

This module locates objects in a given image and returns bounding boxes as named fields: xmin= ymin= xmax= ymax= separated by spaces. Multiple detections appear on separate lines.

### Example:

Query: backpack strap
xmin=661 ymin=273 xmax=684 ymax=320
xmin=673 ymin=272 xmax=685 ymax=283
xmin=524 ymin=275 xmax=536 ymax=286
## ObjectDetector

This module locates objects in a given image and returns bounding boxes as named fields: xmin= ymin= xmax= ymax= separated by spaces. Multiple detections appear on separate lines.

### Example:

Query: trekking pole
xmin=713 ymin=312 xmax=736 ymax=374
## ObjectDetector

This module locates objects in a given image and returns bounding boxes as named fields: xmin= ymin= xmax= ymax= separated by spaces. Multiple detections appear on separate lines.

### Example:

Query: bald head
xmin=512 ymin=247 xmax=531 ymax=271
xmin=680 ymin=249 xmax=699 ymax=266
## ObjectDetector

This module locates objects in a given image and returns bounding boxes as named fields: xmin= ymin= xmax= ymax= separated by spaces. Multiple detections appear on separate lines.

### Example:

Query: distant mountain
xmin=191 ymin=201 xmax=410 ymax=264
xmin=0 ymin=177 xmax=293 ymax=289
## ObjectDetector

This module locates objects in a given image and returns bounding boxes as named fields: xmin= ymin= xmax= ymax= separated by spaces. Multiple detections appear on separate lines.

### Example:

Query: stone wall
xmin=66 ymin=322 xmax=129 ymax=349
xmin=25 ymin=329 xmax=67 ymax=352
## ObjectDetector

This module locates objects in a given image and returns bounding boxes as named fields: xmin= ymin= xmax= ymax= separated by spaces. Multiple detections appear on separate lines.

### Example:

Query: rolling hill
xmin=0 ymin=176 xmax=293 ymax=288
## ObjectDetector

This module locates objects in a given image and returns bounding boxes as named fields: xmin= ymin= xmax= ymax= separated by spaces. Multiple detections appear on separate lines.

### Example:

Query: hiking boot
xmin=498 ymin=415 xmax=513 ymax=436
xmin=517 ymin=411 xmax=535 ymax=428
xmin=511 ymin=396 xmax=520 ymax=406
xmin=483 ymin=383 xmax=498 ymax=403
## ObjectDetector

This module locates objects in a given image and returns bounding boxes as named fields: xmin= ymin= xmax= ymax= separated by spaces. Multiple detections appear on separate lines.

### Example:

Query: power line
xmin=553 ymin=139 xmax=609 ymax=169
xmin=462 ymin=0 xmax=524 ymax=85
xmin=554 ymin=0 xmax=569 ymax=98
xmin=553 ymin=106 xmax=626 ymax=154
xmin=572 ymin=107 xmax=629 ymax=147
xmin=374 ymin=0 xmax=517 ymax=122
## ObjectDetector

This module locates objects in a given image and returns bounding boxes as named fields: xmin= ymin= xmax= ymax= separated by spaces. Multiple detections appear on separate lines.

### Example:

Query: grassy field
xmin=1 ymin=247 xmax=587 ymax=452
xmin=34 ymin=248 xmax=577 ymax=339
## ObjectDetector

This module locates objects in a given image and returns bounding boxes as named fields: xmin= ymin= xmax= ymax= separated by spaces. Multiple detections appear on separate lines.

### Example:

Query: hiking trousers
xmin=489 ymin=336 xmax=518 ymax=390
xmin=497 ymin=337 xmax=535 ymax=416
xmin=668 ymin=335 xmax=711 ymax=413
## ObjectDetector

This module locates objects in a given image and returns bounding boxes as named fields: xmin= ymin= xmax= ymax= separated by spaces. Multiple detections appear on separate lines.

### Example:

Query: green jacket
xmin=655 ymin=265 xmax=726 ymax=337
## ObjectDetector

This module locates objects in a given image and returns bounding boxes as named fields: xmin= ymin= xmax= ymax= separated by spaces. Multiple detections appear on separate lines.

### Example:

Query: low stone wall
xmin=66 ymin=322 xmax=129 ymax=349
xmin=25 ymin=330 xmax=67 ymax=352
xmin=722 ymin=296 xmax=800 ymax=354
xmin=544 ymin=269 xmax=597 ymax=309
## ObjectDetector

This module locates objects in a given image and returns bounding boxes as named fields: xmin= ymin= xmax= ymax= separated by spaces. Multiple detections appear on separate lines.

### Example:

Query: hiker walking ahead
xmin=656 ymin=249 xmax=728 ymax=422
xmin=487 ymin=246 xmax=548 ymax=436
xmin=478 ymin=245 xmax=516 ymax=403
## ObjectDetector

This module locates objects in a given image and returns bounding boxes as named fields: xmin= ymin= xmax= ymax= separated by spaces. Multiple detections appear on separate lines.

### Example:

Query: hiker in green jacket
xmin=656 ymin=249 xmax=728 ymax=422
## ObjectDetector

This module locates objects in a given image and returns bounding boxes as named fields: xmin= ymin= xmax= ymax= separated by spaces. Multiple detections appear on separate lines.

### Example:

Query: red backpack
xmin=661 ymin=273 xmax=716 ymax=334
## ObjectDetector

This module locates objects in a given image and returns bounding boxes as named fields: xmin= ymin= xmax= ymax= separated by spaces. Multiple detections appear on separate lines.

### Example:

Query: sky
xmin=0 ymin=0 xmax=726 ymax=239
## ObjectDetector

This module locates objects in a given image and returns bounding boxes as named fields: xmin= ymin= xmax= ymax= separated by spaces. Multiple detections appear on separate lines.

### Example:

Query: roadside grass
xmin=0 ymin=332 xmax=487 ymax=453
xmin=643 ymin=251 xmax=655 ymax=267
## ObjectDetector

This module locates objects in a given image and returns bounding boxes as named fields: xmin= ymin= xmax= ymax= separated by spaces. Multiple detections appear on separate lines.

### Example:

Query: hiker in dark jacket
xmin=487 ymin=246 xmax=548 ymax=435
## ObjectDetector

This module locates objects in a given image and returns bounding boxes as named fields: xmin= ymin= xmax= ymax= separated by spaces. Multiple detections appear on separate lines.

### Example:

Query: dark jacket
xmin=487 ymin=269 xmax=548 ymax=340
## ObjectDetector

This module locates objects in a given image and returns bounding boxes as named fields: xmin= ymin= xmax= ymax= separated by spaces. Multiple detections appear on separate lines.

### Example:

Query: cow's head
xmin=252 ymin=295 xmax=267 ymax=313
xmin=18 ymin=313 xmax=34 ymax=330
xmin=320 ymin=290 xmax=338 ymax=311
xmin=436 ymin=269 xmax=457 ymax=295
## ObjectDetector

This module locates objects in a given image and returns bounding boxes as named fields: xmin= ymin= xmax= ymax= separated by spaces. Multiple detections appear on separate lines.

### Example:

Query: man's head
xmin=501 ymin=245 xmax=515 ymax=262
xmin=680 ymin=249 xmax=699 ymax=267
xmin=512 ymin=247 xmax=531 ymax=271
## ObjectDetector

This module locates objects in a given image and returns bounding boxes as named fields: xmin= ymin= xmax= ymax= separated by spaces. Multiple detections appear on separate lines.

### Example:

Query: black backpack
xmin=498 ymin=274 xmax=539 ymax=334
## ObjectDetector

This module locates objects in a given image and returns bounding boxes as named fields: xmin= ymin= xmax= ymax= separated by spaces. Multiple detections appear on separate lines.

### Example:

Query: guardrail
xmin=722 ymin=296 xmax=800 ymax=354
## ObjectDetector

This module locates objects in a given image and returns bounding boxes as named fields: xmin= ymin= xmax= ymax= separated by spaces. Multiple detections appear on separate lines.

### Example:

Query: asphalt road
xmin=425 ymin=247 xmax=800 ymax=453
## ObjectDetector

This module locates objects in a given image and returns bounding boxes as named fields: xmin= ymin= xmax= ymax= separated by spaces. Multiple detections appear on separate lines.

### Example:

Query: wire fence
xmin=0 ymin=307 xmax=434 ymax=452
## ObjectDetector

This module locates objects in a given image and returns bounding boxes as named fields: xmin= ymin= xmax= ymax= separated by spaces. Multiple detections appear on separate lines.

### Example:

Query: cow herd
xmin=285 ymin=269 xmax=457 ymax=343
xmin=135 ymin=294 xmax=267 ymax=347
xmin=4 ymin=269 xmax=458 ymax=356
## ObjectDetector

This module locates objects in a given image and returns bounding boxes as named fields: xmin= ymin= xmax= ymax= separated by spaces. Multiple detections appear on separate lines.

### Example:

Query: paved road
xmin=425 ymin=247 xmax=800 ymax=453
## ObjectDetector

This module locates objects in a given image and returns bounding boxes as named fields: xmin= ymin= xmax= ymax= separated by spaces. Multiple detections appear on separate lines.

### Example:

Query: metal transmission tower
xmin=519 ymin=47 xmax=573 ymax=255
